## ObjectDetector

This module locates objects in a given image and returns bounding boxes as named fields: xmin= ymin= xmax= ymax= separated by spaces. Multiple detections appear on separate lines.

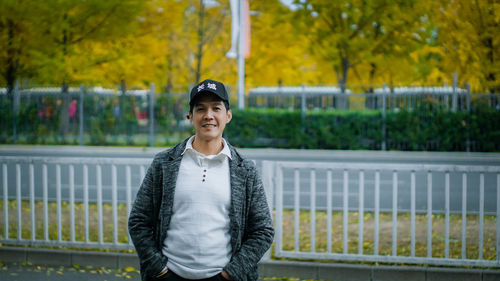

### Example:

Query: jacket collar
xmin=181 ymin=135 xmax=233 ymax=161
xmin=167 ymin=136 xmax=243 ymax=167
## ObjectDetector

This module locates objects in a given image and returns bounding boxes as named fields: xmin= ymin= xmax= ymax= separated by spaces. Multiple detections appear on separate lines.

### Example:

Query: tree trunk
xmin=120 ymin=79 xmax=126 ymax=122
xmin=369 ymin=63 xmax=377 ymax=93
xmin=59 ymin=19 xmax=69 ymax=143
xmin=340 ymin=56 xmax=349 ymax=93
xmin=165 ymin=33 xmax=174 ymax=94
xmin=338 ymin=43 xmax=350 ymax=109
xmin=338 ymin=42 xmax=349 ymax=94
xmin=484 ymin=36 xmax=496 ymax=93
xmin=5 ymin=19 xmax=18 ymax=99
xmin=194 ymin=0 xmax=205 ymax=83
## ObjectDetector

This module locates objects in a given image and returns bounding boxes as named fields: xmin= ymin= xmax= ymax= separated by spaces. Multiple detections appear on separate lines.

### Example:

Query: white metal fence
xmin=0 ymin=156 xmax=151 ymax=250
xmin=262 ymin=161 xmax=500 ymax=268
xmin=1 ymin=156 xmax=500 ymax=268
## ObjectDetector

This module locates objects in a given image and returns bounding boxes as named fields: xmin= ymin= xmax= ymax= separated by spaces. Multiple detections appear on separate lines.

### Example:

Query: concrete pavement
xmin=0 ymin=262 xmax=140 ymax=281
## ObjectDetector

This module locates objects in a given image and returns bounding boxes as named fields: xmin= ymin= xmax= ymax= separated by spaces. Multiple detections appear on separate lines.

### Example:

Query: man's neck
xmin=192 ymin=136 xmax=224 ymax=156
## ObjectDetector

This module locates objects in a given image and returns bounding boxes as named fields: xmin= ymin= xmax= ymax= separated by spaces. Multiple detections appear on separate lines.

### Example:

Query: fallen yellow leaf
xmin=124 ymin=266 xmax=135 ymax=272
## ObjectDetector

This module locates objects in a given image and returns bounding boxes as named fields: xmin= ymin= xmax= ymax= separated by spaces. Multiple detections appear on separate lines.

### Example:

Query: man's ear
xmin=226 ymin=109 xmax=232 ymax=123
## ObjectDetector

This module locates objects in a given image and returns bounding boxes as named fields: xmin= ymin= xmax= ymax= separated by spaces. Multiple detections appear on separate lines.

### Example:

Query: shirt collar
xmin=182 ymin=135 xmax=232 ymax=160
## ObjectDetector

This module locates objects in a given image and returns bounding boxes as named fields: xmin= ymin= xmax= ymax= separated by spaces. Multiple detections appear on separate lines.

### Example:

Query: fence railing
xmin=0 ymin=156 xmax=151 ymax=250
xmin=248 ymin=86 xmax=500 ymax=112
xmin=1 ymin=85 xmax=191 ymax=146
xmin=2 ymin=85 xmax=499 ymax=150
xmin=1 ymin=155 xmax=500 ymax=268
xmin=263 ymin=160 xmax=500 ymax=267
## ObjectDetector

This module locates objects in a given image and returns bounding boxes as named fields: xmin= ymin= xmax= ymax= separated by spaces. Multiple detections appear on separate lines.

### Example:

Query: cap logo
xmin=197 ymin=84 xmax=205 ymax=92
xmin=207 ymin=82 xmax=217 ymax=91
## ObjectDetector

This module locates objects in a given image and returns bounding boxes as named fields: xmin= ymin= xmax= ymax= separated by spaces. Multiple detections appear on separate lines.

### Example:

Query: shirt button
xmin=202 ymin=179 xmax=205 ymax=182
xmin=203 ymin=175 xmax=206 ymax=177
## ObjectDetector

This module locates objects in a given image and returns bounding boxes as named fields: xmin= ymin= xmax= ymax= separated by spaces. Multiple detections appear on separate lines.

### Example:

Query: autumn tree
xmin=291 ymin=0 xmax=432 ymax=92
xmin=183 ymin=0 xmax=232 ymax=85
xmin=90 ymin=0 xmax=188 ymax=92
xmin=245 ymin=0 xmax=334 ymax=88
xmin=33 ymin=0 xmax=144 ymax=141
xmin=139 ymin=0 xmax=193 ymax=92
xmin=0 ymin=0 xmax=45 ymax=96
xmin=431 ymin=0 xmax=499 ymax=93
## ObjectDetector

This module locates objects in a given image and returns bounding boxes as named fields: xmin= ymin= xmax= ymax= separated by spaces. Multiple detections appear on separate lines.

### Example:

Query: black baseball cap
xmin=189 ymin=79 xmax=229 ymax=107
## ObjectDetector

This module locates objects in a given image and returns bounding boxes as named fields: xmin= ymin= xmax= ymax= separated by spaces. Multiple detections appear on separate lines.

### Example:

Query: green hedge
xmin=0 ymin=94 xmax=189 ymax=146
xmin=3 ymin=96 xmax=499 ymax=151
xmin=226 ymin=108 xmax=500 ymax=152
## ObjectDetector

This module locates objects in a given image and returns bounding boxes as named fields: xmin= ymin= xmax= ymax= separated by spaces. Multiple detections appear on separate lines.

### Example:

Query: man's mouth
xmin=202 ymin=124 xmax=217 ymax=128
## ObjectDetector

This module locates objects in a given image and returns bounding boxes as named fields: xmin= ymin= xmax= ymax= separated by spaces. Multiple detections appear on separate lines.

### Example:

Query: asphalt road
xmin=1 ymin=145 xmax=499 ymax=214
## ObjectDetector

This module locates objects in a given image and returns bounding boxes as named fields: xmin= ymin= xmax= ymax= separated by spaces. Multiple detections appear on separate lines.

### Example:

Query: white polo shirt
xmin=162 ymin=136 xmax=232 ymax=279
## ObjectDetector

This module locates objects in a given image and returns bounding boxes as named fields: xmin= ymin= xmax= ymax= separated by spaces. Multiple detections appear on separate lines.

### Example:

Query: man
xmin=128 ymin=79 xmax=274 ymax=281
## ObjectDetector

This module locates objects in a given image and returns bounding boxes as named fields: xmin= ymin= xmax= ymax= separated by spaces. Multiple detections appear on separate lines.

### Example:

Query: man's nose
xmin=203 ymin=109 xmax=214 ymax=119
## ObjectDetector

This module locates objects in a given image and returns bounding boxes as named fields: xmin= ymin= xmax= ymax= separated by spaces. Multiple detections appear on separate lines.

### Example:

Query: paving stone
xmin=483 ymin=270 xmax=500 ymax=281
xmin=71 ymin=252 xmax=118 ymax=268
xmin=426 ymin=268 xmax=481 ymax=281
xmin=258 ymin=260 xmax=318 ymax=280
xmin=118 ymin=254 xmax=140 ymax=269
xmin=27 ymin=250 xmax=72 ymax=266
xmin=372 ymin=266 xmax=425 ymax=281
xmin=318 ymin=264 xmax=371 ymax=281
xmin=0 ymin=247 xmax=26 ymax=263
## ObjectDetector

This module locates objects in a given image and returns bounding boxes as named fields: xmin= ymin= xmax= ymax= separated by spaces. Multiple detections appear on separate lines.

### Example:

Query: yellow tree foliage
xmin=1 ymin=0 xmax=498 ymax=95
xmin=0 ymin=0 xmax=47 ymax=95
xmin=291 ymin=0 xmax=433 ymax=92
xmin=431 ymin=0 xmax=500 ymax=92
xmin=89 ymin=0 xmax=190 ymax=91
xmin=245 ymin=0 xmax=335 ymax=89
xmin=91 ymin=0 xmax=233 ymax=92
xmin=33 ymin=0 xmax=145 ymax=87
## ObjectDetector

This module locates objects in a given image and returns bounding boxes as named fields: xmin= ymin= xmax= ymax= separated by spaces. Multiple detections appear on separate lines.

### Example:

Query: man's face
xmin=189 ymin=94 xmax=232 ymax=142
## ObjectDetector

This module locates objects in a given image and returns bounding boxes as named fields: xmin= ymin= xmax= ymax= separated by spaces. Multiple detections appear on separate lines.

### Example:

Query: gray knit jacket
xmin=128 ymin=138 xmax=274 ymax=281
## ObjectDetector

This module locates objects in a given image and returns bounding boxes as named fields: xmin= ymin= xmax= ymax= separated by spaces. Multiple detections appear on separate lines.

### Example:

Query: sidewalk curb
xmin=1 ymin=247 xmax=499 ymax=281
xmin=259 ymin=260 xmax=500 ymax=281
xmin=0 ymin=246 xmax=138 ymax=269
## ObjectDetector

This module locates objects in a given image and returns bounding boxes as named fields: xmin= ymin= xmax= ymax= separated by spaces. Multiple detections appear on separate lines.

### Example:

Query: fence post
xmin=12 ymin=81 xmax=20 ymax=145
xmin=466 ymin=83 xmax=471 ymax=152
xmin=466 ymin=83 xmax=471 ymax=112
xmin=381 ymin=83 xmax=387 ymax=151
xmin=301 ymin=84 xmax=306 ymax=122
xmin=149 ymin=83 xmax=155 ymax=147
xmin=261 ymin=161 xmax=275 ymax=221
xmin=443 ymin=81 xmax=449 ymax=110
xmin=301 ymin=84 xmax=307 ymax=134
xmin=452 ymin=72 xmax=458 ymax=112
xmin=79 ymin=85 xmax=84 ymax=146
xmin=300 ymin=84 xmax=306 ymax=149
